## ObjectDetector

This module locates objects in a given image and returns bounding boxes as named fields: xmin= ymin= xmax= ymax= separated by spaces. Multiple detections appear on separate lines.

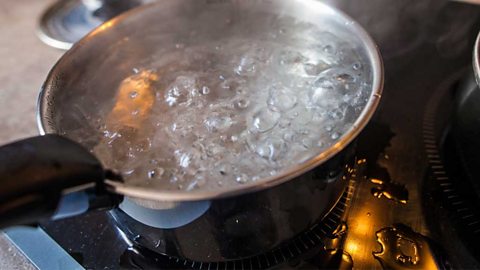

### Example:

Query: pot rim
xmin=37 ymin=0 xmax=384 ymax=202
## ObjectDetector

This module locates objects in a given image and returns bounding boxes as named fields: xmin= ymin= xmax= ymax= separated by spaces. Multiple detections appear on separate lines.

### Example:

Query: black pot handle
xmin=0 ymin=134 xmax=120 ymax=228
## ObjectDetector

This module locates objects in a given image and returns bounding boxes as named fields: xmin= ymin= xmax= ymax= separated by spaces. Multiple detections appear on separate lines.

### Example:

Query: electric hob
xmin=5 ymin=0 xmax=480 ymax=269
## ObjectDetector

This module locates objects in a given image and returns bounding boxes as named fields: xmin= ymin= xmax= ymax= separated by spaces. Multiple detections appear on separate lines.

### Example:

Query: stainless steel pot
xmin=0 ymin=0 xmax=383 ymax=261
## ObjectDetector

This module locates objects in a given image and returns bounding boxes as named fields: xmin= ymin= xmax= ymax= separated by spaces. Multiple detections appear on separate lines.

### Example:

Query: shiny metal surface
xmin=474 ymin=32 xmax=480 ymax=84
xmin=37 ymin=0 xmax=383 ymax=202
xmin=37 ymin=0 xmax=145 ymax=50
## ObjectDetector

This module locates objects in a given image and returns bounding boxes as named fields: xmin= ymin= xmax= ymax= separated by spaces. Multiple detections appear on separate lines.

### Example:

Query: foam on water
xmin=83 ymin=19 xmax=372 ymax=192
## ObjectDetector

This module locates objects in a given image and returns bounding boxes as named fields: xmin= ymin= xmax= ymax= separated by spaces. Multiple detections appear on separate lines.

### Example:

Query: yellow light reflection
xmin=97 ymin=21 xmax=114 ymax=32
xmin=107 ymin=70 xmax=157 ymax=129
xmin=344 ymin=239 xmax=359 ymax=254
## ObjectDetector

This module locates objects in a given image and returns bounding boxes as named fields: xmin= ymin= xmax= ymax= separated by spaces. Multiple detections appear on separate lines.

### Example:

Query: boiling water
xmin=85 ymin=20 xmax=372 ymax=191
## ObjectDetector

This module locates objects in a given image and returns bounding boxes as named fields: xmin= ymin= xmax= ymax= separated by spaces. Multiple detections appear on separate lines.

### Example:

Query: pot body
xmin=110 ymin=142 xmax=354 ymax=262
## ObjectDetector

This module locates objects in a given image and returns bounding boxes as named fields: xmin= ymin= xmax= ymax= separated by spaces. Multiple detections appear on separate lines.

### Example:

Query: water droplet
xmin=330 ymin=222 xmax=348 ymax=239
xmin=373 ymin=224 xmax=442 ymax=270
xmin=331 ymin=132 xmax=340 ymax=140
xmin=370 ymin=178 xmax=409 ymax=204
xmin=131 ymin=109 xmax=139 ymax=116
xmin=154 ymin=240 xmax=163 ymax=248
xmin=175 ymin=43 xmax=185 ymax=49
xmin=352 ymin=63 xmax=361 ymax=70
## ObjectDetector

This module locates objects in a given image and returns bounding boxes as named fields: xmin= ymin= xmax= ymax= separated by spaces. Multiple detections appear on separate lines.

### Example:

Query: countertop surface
xmin=0 ymin=0 xmax=62 ymax=144
xmin=0 ymin=0 xmax=63 ymax=269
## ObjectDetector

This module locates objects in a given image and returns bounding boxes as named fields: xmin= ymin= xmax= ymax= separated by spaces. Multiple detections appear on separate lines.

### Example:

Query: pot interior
xmin=38 ymin=0 xmax=382 ymax=201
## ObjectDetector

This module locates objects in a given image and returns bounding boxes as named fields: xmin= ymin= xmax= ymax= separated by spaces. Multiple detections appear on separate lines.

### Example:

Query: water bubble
xmin=201 ymin=86 xmax=210 ymax=95
xmin=218 ymin=78 xmax=245 ymax=98
xmin=254 ymin=137 xmax=287 ymax=161
xmin=129 ymin=91 xmax=138 ymax=99
xmin=283 ymin=131 xmax=296 ymax=142
xmin=267 ymin=85 xmax=297 ymax=112
xmin=235 ymin=98 xmax=250 ymax=109
xmin=323 ymin=45 xmax=334 ymax=53
xmin=206 ymin=143 xmax=224 ymax=157
xmin=235 ymin=55 xmax=257 ymax=76
xmin=331 ymin=132 xmax=340 ymax=140
xmin=204 ymin=114 xmax=233 ymax=132
xmin=352 ymin=63 xmax=361 ymax=70
xmin=250 ymin=108 xmax=281 ymax=133
xmin=186 ymin=174 xmax=207 ymax=190
xmin=147 ymin=168 xmax=164 ymax=179
xmin=278 ymin=118 xmax=291 ymax=129
xmin=303 ymin=61 xmax=329 ymax=76
xmin=235 ymin=174 xmax=249 ymax=184
xmin=165 ymin=75 xmax=199 ymax=106
xmin=286 ymin=105 xmax=313 ymax=125
xmin=309 ymin=78 xmax=336 ymax=107
xmin=301 ymin=138 xmax=315 ymax=149
xmin=278 ymin=50 xmax=308 ymax=66
xmin=329 ymin=109 xmax=344 ymax=120
xmin=217 ymin=163 xmax=231 ymax=176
